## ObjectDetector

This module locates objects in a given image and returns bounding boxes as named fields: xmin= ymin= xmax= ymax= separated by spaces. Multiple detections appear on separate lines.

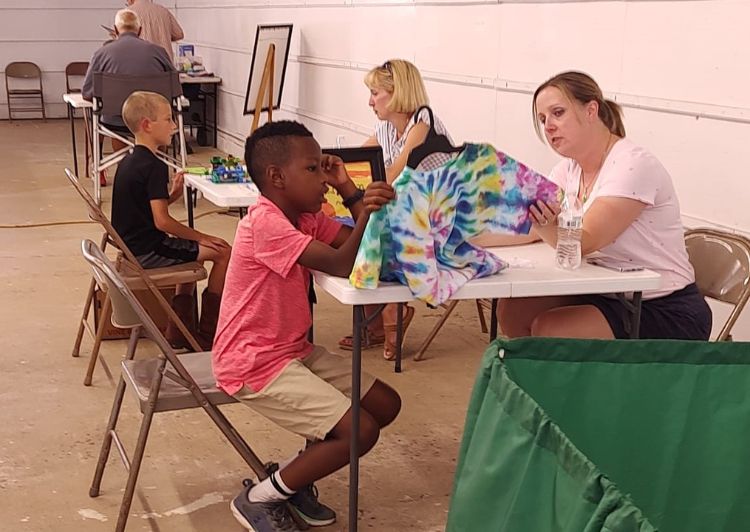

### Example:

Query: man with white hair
xmin=82 ymin=9 xmax=175 ymax=102
xmin=126 ymin=0 xmax=184 ymax=59
xmin=82 ymin=9 xmax=178 ymax=184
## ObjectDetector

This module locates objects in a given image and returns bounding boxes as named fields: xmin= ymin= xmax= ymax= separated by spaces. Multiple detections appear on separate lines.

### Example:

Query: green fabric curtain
xmin=447 ymin=338 xmax=750 ymax=532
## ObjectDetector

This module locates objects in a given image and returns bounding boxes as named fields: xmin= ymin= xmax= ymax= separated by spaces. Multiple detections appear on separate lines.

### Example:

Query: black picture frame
xmin=321 ymin=146 xmax=386 ymax=182
xmin=243 ymin=24 xmax=293 ymax=115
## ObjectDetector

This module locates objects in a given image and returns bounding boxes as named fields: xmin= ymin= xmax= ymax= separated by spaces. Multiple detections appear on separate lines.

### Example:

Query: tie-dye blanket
xmin=349 ymin=143 xmax=560 ymax=305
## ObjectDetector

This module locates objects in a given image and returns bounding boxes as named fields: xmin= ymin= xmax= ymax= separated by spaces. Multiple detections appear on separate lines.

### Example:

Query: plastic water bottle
xmin=556 ymin=193 xmax=583 ymax=270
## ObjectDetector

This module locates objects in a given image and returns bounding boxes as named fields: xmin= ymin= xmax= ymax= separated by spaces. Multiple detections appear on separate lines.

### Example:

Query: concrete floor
xmin=0 ymin=119 xmax=494 ymax=531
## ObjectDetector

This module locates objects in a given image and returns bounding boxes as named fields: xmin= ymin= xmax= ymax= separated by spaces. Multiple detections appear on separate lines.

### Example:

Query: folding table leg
xmin=68 ymin=103 xmax=78 ymax=176
xmin=489 ymin=298 xmax=499 ymax=340
xmin=349 ymin=305 xmax=364 ymax=532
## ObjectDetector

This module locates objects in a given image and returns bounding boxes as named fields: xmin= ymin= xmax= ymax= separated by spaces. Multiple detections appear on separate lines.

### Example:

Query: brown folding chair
xmin=414 ymin=299 xmax=493 ymax=361
xmin=65 ymin=61 xmax=89 ymax=93
xmin=685 ymin=228 xmax=750 ymax=341
xmin=80 ymin=238 xmax=281 ymax=532
xmin=65 ymin=168 xmax=207 ymax=386
xmin=5 ymin=61 xmax=45 ymax=121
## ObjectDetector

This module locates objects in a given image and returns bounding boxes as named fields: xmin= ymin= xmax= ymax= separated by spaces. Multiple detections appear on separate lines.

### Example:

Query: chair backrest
xmin=93 ymin=71 xmax=183 ymax=118
xmin=81 ymin=239 xmax=174 ymax=354
xmin=65 ymin=61 xmax=89 ymax=93
xmin=6 ymin=61 xmax=42 ymax=79
xmin=685 ymin=228 xmax=750 ymax=341
xmin=65 ymin=168 xmax=202 ymax=350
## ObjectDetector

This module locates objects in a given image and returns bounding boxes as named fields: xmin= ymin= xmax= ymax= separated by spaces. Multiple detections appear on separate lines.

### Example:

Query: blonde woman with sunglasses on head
xmin=338 ymin=59 xmax=454 ymax=360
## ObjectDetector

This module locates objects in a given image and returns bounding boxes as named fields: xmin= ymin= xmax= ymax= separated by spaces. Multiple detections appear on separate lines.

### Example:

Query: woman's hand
xmin=321 ymin=154 xmax=351 ymax=190
xmin=529 ymin=200 xmax=560 ymax=228
xmin=362 ymin=182 xmax=395 ymax=213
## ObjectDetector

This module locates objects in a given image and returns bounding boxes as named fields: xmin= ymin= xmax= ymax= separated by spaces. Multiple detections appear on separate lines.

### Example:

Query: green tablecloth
xmin=447 ymin=337 xmax=750 ymax=532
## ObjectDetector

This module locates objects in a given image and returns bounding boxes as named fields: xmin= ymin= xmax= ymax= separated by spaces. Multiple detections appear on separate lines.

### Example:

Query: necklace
xmin=580 ymin=133 xmax=614 ymax=203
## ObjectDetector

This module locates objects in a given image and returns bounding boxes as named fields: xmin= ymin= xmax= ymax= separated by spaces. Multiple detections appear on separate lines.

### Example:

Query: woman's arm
xmin=470 ymin=233 xmax=540 ymax=247
xmin=532 ymin=196 xmax=646 ymax=255
xmin=384 ymin=122 xmax=430 ymax=183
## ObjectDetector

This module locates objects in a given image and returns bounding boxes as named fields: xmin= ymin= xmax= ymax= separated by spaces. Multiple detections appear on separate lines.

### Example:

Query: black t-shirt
xmin=111 ymin=146 xmax=169 ymax=255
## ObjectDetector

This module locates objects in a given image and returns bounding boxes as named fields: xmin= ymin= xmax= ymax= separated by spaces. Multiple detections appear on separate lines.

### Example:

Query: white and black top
xmin=374 ymin=107 xmax=453 ymax=172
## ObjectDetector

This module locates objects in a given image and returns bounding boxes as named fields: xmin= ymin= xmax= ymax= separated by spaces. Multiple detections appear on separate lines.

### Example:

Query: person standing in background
xmin=126 ymin=0 xmax=184 ymax=60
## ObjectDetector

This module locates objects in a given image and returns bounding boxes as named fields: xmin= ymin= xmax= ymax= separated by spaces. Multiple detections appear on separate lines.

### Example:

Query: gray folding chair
xmin=91 ymin=71 xmax=187 ymax=204
xmin=5 ymin=61 xmax=45 ymax=121
xmin=685 ymin=228 xmax=750 ymax=341
xmin=65 ymin=168 xmax=207 ymax=386
xmin=81 ymin=238 xmax=277 ymax=532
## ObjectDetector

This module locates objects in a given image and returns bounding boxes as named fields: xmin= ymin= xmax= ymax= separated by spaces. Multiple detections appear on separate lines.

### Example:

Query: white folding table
xmin=183 ymin=173 xmax=259 ymax=227
xmin=62 ymin=92 xmax=93 ymax=178
xmin=313 ymin=242 xmax=662 ymax=531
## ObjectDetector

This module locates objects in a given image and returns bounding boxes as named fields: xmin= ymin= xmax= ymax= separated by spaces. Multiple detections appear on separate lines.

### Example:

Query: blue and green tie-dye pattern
xmin=349 ymin=143 xmax=560 ymax=306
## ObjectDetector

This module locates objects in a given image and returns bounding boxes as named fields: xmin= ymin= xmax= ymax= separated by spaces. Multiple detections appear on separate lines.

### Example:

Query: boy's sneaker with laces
xmin=266 ymin=462 xmax=336 ymax=527
xmin=231 ymin=479 xmax=300 ymax=532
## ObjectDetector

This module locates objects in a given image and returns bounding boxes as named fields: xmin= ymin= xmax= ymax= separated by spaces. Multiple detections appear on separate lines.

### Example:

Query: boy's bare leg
xmin=197 ymin=243 xmax=231 ymax=295
xmin=277 ymin=380 xmax=401 ymax=491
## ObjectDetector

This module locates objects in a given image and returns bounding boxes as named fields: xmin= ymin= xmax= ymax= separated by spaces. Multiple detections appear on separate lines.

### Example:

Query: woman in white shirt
xmin=339 ymin=59 xmax=453 ymax=359
xmin=499 ymin=71 xmax=711 ymax=340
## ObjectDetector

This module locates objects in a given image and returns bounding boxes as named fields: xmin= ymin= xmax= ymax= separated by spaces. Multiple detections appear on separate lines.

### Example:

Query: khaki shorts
xmin=233 ymin=346 xmax=377 ymax=441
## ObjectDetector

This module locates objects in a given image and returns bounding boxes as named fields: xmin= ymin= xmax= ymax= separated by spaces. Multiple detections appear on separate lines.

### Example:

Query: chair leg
xmin=114 ymin=365 xmax=165 ymax=532
xmin=84 ymin=292 xmax=111 ymax=386
xmin=89 ymin=326 xmax=140 ymax=500
xmin=414 ymin=300 xmax=460 ymax=361
xmin=89 ymin=375 xmax=128 ymax=498
xmin=476 ymin=299 xmax=489 ymax=334
xmin=72 ymin=277 xmax=97 ymax=358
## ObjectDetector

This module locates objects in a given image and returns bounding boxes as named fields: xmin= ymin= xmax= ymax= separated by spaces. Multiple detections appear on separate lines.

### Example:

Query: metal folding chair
xmin=685 ymin=228 xmax=750 ymax=341
xmin=5 ymin=61 xmax=45 ymax=121
xmin=91 ymin=71 xmax=187 ymax=204
xmin=80 ymin=238 xmax=276 ymax=532
xmin=414 ymin=299 xmax=493 ymax=361
xmin=65 ymin=168 xmax=207 ymax=386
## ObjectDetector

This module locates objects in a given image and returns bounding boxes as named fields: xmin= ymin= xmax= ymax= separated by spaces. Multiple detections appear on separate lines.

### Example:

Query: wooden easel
xmin=250 ymin=43 xmax=275 ymax=134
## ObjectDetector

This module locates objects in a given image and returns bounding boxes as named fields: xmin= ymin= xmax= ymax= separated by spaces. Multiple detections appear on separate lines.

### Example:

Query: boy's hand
xmin=198 ymin=233 xmax=231 ymax=252
xmin=170 ymin=171 xmax=185 ymax=198
xmin=362 ymin=182 xmax=395 ymax=213
xmin=321 ymin=154 xmax=350 ymax=190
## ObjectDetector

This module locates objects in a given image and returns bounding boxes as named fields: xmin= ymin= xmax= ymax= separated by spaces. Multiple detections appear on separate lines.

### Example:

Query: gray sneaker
xmin=231 ymin=479 xmax=300 ymax=532
xmin=266 ymin=462 xmax=336 ymax=527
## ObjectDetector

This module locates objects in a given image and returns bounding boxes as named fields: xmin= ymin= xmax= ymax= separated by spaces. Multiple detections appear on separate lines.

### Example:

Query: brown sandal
xmin=338 ymin=331 xmax=386 ymax=351
xmin=383 ymin=305 xmax=415 ymax=361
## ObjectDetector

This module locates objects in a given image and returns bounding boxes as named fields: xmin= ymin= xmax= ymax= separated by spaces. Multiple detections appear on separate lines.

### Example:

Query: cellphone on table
xmin=586 ymin=257 xmax=644 ymax=272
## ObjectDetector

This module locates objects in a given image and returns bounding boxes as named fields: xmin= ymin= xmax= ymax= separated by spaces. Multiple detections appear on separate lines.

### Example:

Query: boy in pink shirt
xmin=212 ymin=121 xmax=400 ymax=531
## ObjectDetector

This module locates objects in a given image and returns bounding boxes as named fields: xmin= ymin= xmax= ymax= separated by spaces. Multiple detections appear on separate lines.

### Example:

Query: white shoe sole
xmin=230 ymin=499 xmax=255 ymax=530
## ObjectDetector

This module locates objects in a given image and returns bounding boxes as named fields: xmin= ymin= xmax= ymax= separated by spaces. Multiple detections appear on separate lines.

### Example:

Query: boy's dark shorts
xmin=136 ymin=236 xmax=199 ymax=269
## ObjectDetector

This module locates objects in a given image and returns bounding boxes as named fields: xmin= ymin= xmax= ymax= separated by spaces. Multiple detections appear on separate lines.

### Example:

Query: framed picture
xmin=321 ymin=146 xmax=386 ymax=218
xmin=243 ymin=24 xmax=293 ymax=115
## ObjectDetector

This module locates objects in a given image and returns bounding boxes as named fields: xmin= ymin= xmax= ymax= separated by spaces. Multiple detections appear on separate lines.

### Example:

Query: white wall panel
xmin=620 ymin=0 xmax=750 ymax=108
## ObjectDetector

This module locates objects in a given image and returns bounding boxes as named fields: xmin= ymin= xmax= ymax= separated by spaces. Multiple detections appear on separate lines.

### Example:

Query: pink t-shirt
xmin=549 ymin=138 xmax=694 ymax=299
xmin=212 ymin=196 xmax=342 ymax=394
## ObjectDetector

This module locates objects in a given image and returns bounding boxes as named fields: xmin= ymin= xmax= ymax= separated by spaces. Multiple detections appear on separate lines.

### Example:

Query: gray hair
xmin=114 ymin=9 xmax=141 ymax=33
